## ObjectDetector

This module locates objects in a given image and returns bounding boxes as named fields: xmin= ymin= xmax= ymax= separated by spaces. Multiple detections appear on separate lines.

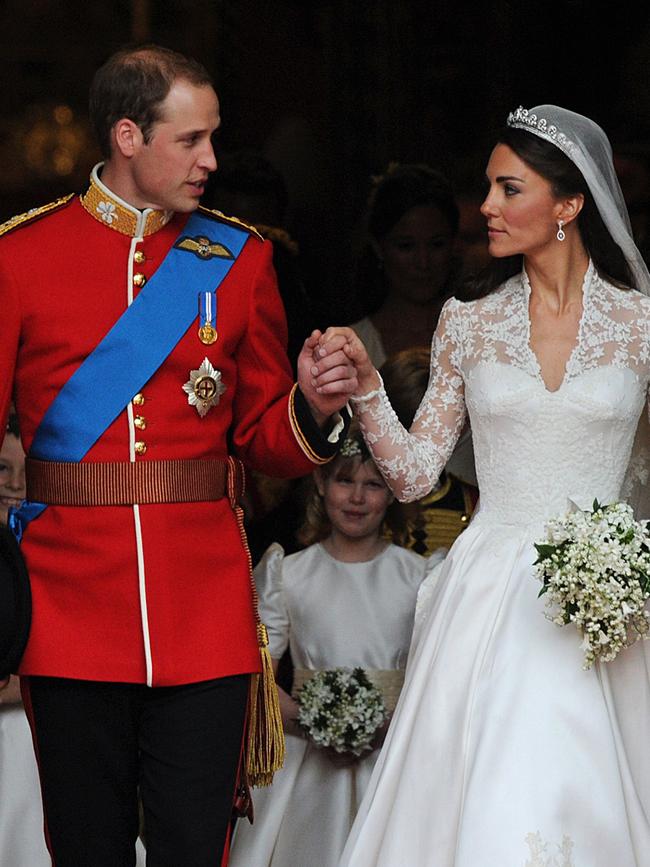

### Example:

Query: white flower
xmin=97 ymin=201 xmax=117 ymax=224
xmin=534 ymin=500 xmax=650 ymax=669
xmin=296 ymin=667 xmax=387 ymax=755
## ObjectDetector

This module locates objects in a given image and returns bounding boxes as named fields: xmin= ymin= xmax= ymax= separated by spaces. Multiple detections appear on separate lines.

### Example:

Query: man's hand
xmin=297 ymin=330 xmax=359 ymax=427
xmin=316 ymin=327 xmax=380 ymax=396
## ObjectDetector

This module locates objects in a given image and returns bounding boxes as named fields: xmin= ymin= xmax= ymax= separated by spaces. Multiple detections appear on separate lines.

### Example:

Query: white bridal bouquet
xmin=296 ymin=667 xmax=388 ymax=755
xmin=534 ymin=500 xmax=650 ymax=669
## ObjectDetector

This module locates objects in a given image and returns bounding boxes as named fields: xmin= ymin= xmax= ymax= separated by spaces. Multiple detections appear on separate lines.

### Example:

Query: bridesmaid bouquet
xmin=534 ymin=500 xmax=650 ymax=668
xmin=296 ymin=667 xmax=388 ymax=755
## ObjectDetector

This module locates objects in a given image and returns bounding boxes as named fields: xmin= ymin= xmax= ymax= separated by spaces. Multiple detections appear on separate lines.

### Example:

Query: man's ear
xmin=111 ymin=118 xmax=143 ymax=159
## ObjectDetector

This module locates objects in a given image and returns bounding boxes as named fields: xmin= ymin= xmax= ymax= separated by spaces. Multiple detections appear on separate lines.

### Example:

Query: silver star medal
xmin=182 ymin=357 xmax=226 ymax=417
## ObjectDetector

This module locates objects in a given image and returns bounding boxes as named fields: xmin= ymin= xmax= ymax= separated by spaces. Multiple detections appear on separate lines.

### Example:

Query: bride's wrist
xmin=352 ymin=370 xmax=383 ymax=401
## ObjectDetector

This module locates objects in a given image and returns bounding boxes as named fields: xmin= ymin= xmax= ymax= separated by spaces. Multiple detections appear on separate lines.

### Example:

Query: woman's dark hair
xmin=465 ymin=127 xmax=635 ymax=300
xmin=367 ymin=163 xmax=460 ymax=241
xmin=89 ymin=44 xmax=213 ymax=158
xmin=351 ymin=163 xmax=461 ymax=320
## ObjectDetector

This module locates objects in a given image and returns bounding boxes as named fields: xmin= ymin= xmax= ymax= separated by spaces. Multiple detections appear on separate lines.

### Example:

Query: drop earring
xmin=556 ymin=220 xmax=566 ymax=241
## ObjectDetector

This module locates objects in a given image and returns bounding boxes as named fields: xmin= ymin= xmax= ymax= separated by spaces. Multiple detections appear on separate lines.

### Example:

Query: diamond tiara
xmin=507 ymin=106 xmax=577 ymax=157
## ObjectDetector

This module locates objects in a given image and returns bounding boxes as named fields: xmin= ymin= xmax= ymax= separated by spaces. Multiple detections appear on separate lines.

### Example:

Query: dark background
xmin=1 ymin=0 xmax=649 ymax=320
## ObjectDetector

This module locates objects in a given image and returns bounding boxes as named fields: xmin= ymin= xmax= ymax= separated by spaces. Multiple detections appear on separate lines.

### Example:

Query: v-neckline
xmin=521 ymin=261 xmax=593 ymax=395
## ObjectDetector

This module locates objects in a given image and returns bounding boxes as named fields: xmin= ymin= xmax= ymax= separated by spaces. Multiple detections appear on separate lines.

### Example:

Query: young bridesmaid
xmin=229 ymin=423 xmax=444 ymax=867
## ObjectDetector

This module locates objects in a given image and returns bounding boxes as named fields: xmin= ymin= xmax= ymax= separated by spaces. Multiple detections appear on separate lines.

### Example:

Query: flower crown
xmin=339 ymin=437 xmax=369 ymax=459
xmin=507 ymin=106 xmax=577 ymax=158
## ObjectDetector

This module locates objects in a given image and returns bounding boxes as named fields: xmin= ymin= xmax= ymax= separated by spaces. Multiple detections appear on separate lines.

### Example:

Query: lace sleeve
xmin=351 ymin=299 xmax=467 ymax=502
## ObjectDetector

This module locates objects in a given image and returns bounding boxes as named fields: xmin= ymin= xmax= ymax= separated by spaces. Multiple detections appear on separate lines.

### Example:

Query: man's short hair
xmin=89 ymin=44 xmax=214 ymax=158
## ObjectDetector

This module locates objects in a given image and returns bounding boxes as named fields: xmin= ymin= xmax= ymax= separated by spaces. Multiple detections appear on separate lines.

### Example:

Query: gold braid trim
xmin=288 ymin=384 xmax=332 ymax=465
xmin=197 ymin=205 xmax=264 ymax=241
xmin=0 ymin=194 xmax=75 ymax=238
xmin=227 ymin=457 xmax=285 ymax=787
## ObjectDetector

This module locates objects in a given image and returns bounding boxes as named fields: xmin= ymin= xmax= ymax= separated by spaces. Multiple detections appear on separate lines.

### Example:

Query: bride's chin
xmin=488 ymin=245 xmax=513 ymax=258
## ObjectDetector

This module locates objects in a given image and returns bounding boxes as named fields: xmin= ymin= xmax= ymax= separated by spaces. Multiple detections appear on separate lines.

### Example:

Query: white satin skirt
xmin=339 ymin=515 xmax=650 ymax=867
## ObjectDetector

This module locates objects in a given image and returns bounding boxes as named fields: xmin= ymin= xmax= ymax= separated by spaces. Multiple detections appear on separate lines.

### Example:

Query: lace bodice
xmin=353 ymin=263 xmax=650 ymax=525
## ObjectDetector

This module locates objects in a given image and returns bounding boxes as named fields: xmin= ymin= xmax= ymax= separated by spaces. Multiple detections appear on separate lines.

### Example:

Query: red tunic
xmin=0 ymin=175 xmax=332 ymax=687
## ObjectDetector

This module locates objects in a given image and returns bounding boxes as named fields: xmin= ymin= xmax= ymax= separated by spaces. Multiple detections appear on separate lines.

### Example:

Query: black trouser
xmin=22 ymin=674 xmax=249 ymax=867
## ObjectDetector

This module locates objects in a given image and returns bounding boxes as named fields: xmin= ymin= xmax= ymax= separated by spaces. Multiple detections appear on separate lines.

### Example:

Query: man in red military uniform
xmin=0 ymin=45 xmax=354 ymax=867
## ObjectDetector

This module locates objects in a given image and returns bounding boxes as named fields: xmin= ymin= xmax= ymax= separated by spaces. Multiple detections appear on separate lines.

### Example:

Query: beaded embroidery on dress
xmin=339 ymin=263 xmax=650 ymax=867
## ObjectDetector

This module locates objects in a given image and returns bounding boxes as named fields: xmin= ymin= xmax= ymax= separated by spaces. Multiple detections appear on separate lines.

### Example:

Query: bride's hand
xmin=314 ymin=327 xmax=380 ymax=397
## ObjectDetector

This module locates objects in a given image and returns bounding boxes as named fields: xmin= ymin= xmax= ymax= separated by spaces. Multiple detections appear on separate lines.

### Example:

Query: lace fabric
xmin=340 ymin=106 xmax=650 ymax=867
xmin=505 ymin=105 xmax=650 ymax=518
xmin=352 ymin=263 xmax=650 ymax=519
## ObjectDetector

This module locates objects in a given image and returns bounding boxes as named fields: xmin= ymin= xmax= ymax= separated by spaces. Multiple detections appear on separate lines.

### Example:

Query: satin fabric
xmin=341 ymin=515 xmax=650 ymax=866
xmin=229 ymin=542 xmax=441 ymax=867
xmin=341 ymin=270 xmax=650 ymax=866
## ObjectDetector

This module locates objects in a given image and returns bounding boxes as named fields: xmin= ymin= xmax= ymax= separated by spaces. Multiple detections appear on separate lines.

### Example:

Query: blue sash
xmin=10 ymin=211 xmax=249 ymax=540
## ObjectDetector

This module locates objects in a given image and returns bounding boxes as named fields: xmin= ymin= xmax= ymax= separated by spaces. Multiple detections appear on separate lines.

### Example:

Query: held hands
xmin=317 ymin=327 xmax=379 ymax=396
xmin=297 ymin=327 xmax=380 ymax=425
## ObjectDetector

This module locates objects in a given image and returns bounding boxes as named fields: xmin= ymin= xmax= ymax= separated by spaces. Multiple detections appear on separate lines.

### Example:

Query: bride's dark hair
xmin=464 ymin=127 xmax=635 ymax=300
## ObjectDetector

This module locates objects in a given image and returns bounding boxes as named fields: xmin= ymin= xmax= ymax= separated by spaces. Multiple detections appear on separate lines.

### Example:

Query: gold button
xmin=460 ymin=513 xmax=469 ymax=524
xmin=134 ymin=441 xmax=147 ymax=455
xmin=132 ymin=393 xmax=145 ymax=406
xmin=134 ymin=415 xmax=147 ymax=430
xmin=133 ymin=273 xmax=147 ymax=288
xmin=133 ymin=250 xmax=146 ymax=264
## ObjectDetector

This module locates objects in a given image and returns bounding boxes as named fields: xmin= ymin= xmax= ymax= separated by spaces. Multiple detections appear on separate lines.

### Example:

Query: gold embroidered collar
xmin=80 ymin=164 xmax=173 ymax=237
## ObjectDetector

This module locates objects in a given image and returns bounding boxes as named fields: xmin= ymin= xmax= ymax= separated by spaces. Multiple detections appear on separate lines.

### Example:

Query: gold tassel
xmin=227 ymin=457 xmax=286 ymax=787
xmin=246 ymin=623 xmax=286 ymax=787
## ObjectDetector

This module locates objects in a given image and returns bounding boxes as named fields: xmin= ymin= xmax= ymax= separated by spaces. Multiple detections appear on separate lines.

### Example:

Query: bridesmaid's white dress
xmin=229 ymin=542 xmax=441 ymax=867
xmin=0 ymin=703 xmax=50 ymax=866
xmin=340 ymin=263 xmax=650 ymax=867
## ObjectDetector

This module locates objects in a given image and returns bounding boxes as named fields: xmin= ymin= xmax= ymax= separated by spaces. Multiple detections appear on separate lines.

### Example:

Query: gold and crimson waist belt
xmin=25 ymin=457 xmax=232 ymax=506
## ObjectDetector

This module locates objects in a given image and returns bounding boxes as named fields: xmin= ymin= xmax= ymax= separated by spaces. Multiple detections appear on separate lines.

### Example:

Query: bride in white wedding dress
xmin=313 ymin=106 xmax=650 ymax=867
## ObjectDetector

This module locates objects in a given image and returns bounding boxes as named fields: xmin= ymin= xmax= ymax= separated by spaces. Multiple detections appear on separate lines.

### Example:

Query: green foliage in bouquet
xmin=534 ymin=500 xmax=650 ymax=668
xmin=296 ymin=667 xmax=388 ymax=755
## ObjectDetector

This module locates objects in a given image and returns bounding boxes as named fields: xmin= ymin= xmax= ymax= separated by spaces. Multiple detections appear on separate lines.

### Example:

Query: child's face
xmin=0 ymin=433 xmax=25 ymax=525
xmin=319 ymin=459 xmax=392 ymax=541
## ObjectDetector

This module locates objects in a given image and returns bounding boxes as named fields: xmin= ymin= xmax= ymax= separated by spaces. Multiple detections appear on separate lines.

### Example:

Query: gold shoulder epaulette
xmin=254 ymin=224 xmax=300 ymax=256
xmin=197 ymin=205 xmax=264 ymax=242
xmin=0 ymin=194 xmax=75 ymax=239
